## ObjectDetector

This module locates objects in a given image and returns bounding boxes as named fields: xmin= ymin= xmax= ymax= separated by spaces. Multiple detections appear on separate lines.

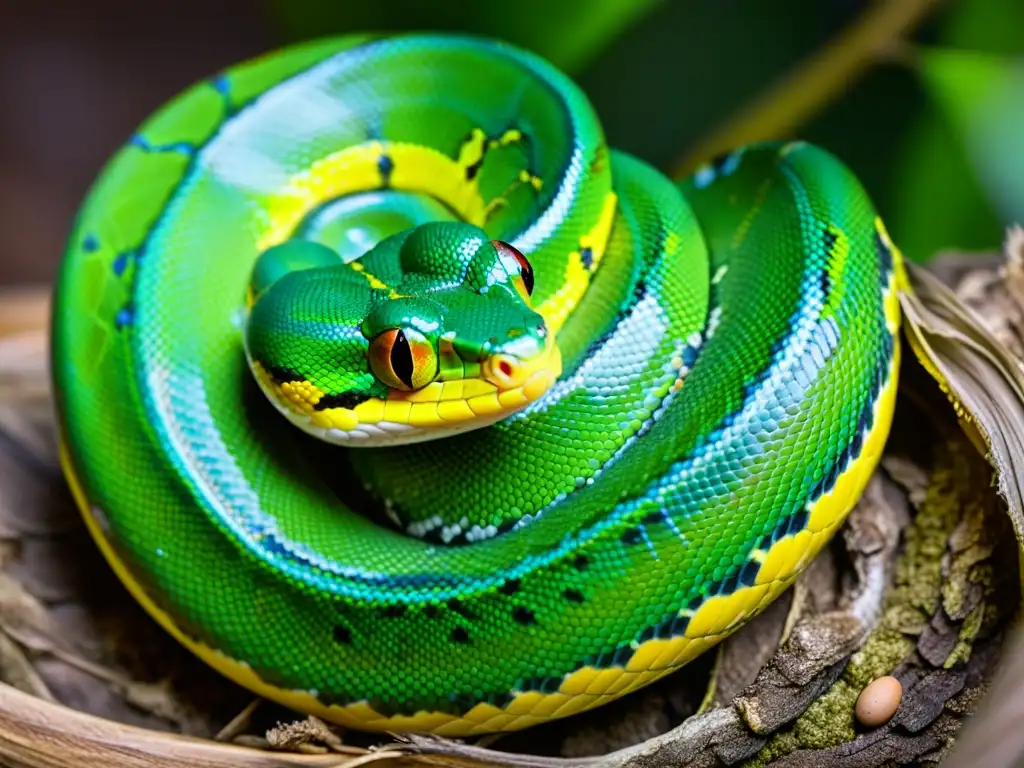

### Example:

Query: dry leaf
xmin=265 ymin=717 xmax=348 ymax=754
xmin=0 ymin=631 xmax=53 ymax=702
xmin=0 ymin=571 xmax=73 ymax=657
xmin=900 ymin=251 xmax=1024 ymax=548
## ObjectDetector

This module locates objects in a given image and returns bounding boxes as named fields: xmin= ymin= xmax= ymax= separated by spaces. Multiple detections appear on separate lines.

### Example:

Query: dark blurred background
xmin=1 ymin=0 xmax=1021 ymax=286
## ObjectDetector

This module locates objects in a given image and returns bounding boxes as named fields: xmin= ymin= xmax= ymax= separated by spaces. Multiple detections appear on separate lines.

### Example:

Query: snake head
xmin=244 ymin=223 xmax=561 ymax=445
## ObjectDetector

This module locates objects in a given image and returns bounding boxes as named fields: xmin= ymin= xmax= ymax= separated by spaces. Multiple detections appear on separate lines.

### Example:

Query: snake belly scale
xmin=52 ymin=34 xmax=903 ymax=736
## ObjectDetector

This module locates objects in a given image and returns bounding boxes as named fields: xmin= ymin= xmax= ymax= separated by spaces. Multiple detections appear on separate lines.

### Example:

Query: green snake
xmin=52 ymin=34 xmax=903 ymax=736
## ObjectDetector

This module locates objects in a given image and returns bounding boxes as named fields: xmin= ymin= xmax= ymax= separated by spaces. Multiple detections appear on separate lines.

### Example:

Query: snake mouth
xmin=252 ymin=340 xmax=562 ymax=446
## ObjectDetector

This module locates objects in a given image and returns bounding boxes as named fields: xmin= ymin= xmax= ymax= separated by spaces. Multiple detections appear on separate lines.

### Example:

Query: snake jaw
xmin=252 ymin=340 xmax=562 ymax=447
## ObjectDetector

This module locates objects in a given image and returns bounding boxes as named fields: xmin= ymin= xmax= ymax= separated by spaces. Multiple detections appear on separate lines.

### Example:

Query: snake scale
xmin=51 ymin=34 xmax=903 ymax=736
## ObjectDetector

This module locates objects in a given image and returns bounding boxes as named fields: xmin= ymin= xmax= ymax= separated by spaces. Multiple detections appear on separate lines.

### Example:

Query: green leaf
xmin=918 ymin=48 xmax=1024 ymax=228
xmin=886 ymin=0 xmax=1024 ymax=260
xmin=890 ymin=103 xmax=1003 ymax=260
xmin=931 ymin=0 xmax=1024 ymax=56
xmin=264 ymin=0 xmax=661 ymax=74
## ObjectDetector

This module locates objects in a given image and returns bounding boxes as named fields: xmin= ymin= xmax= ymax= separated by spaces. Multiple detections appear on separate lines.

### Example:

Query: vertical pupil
xmin=516 ymin=254 xmax=534 ymax=295
xmin=390 ymin=330 xmax=415 ymax=389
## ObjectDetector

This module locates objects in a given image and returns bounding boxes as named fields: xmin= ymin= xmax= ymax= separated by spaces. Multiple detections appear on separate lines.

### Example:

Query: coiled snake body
xmin=52 ymin=35 xmax=902 ymax=736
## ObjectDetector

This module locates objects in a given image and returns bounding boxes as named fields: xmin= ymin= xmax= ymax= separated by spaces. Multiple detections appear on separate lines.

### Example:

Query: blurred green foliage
xmin=265 ymin=0 xmax=1023 ymax=260
xmin=267 ymin=0 xmax=661 ymax=74
xmin=918 ymin=50 xmax=1024 ymax=234
xmin=891 ymin=0 xmax=1024 ymax=259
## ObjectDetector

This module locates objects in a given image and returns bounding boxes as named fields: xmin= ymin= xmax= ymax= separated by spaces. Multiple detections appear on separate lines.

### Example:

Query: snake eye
xmin=369 ymin=328 xmax=438 ymax=391
xmin=492 ymin=240 xmax=534 ymax=301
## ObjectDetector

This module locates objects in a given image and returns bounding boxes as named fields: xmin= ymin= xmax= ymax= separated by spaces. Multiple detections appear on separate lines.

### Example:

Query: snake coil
xmin=52 ymin=34 xmax=902 ymax=736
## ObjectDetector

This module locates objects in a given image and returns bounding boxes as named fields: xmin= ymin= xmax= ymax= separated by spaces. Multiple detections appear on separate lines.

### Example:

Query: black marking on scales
xmin=332 ymin=624 xmax=352 ymax=645
xmin=875 ymin=226 xmax=895 ymax=280
xmin=512 ymin=607 xmax=537 ymax=625
xmin=819 ymin=228 xmax=839 ymax=301
xmin=446 ymin=598 xmax=475 ymax=619
xmin=314 ymin=391 xmax=372 ymax=411
xmin=378 ymin=154 xmax=395 ymax=186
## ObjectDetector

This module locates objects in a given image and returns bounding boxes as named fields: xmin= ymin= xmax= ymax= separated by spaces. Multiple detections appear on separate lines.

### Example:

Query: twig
xmin=0 ymin=682 xmax=396 ymax=768
xmin=671 ymin=0 xmax=941 ymax=176
xmin=327 ymin=750 xmax=409 ymax=768
xmin=217 ymin=699 xmax=264 ymax=742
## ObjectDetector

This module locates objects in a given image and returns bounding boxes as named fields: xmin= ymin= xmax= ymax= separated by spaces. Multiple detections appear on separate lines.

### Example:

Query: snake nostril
xmin=487 ymin=355 xmax=522 ymax=387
